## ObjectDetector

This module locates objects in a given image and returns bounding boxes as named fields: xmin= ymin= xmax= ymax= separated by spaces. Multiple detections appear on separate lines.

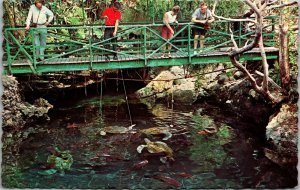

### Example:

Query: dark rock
xmin=233 ymin=71 xmax=244 ymax=80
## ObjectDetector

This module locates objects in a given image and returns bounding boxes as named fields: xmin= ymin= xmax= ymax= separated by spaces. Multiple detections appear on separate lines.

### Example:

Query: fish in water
xmin=131 ymin=160 xmax=149 ymax=170
xmin=66 ymin=123 xmax=79 ymax=129
xmin=122 ymin=160 xmax=149 ymax=175
xmin=152 ymin=175 xmax=182 ymax=187
xmin=176 ymin=172 xmax=193 ymax=178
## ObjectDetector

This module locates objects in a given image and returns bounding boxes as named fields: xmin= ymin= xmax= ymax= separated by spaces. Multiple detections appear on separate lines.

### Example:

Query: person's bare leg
xmin=161 ymin=45 xmax=166 ymax=57
xmin=200 ymin=35 xmax=205 ymax=48
xmin=194 ymin=35 xmax=199 ymax=50
xmin=167 ymin=44 xmax=172 ymax=57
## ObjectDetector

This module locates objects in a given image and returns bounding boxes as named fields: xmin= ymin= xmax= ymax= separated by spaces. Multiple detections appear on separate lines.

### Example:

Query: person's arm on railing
xmin=206 ymin=10 xmax=215 ymax=24
xmin=25 ymin=6 xmax=33 ymax=30
xmin=191 ymin=17 xmax=207 ymax=24
xmin=164 ymin=12 xmax=174 ymax=35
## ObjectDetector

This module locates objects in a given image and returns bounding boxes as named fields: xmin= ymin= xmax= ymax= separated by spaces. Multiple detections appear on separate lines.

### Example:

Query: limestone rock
xmin=2 ymin=76 xmax=53 ymax=128
xmin=136 ymin=70 xmax=175 ymax=98
xmin=136 ymin=66 xmax=199 ymax=105
xmin=265 ymin=103 xmax=297 ymax=166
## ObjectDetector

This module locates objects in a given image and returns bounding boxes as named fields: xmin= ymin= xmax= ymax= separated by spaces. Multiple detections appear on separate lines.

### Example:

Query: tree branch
xmin=267 ymin=0 xmax=297 ymax=9
xmin=244 ymin=0 xmax=260 ymax=15
xmin=255 ymin=70 xmax=284 ymax=91
xmin=229 ymin=28 xmax=238 ymax=49
xmin=212 ymin=14 xmax=257 ymax=23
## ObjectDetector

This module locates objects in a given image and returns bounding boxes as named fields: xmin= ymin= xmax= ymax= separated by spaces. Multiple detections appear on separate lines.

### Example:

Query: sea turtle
xmin=137 ymin=138 xmax=174 ymax=163
xmin=100 ymin=124 xmax=136 ymax=136
xmin=139 ymin=126 xmax=187 ymax=140
xmin=139 ymin=127 xmax=173 ymax=140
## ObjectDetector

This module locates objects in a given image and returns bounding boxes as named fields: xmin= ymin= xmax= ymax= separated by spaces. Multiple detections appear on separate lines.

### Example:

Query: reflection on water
xmin=2 ymin=94 xmax=296 ymax=189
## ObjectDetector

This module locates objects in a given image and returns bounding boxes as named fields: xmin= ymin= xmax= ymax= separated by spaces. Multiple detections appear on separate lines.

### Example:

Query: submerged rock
xmin=265 ymin=103 xmax=297 ymax=166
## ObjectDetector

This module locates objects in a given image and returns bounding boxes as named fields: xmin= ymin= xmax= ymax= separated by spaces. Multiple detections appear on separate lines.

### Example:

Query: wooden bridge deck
xmin=3 ymin=47 xmax=279 ymax=74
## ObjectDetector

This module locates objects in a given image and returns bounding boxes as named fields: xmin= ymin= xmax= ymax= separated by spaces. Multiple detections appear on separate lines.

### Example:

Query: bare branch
xmin=267 ymin=0 xmax=280 ymax=5
xmin=229 ymin=28 xmax=238 ymax=49
xmin=258 ymin=35 xmax=269 ymax=91
xmin=260 ymin=0 xmax=269 ymax=11
xmin=255 ymin=70 xmax=284 ymax=91
xmin=244 ymin=0 xmax=260 ymax=15
xmin=212 ymin=14 xmax=257 ymax=23
xmin=212 ymin=0 xmax=219 ymax=15
xmin=267 ymin=0 xmax=297 ymax=9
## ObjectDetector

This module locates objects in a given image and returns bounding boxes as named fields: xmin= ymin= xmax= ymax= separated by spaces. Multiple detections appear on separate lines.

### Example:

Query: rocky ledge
xmin=265 ymin=103 xmax=298 ymax=167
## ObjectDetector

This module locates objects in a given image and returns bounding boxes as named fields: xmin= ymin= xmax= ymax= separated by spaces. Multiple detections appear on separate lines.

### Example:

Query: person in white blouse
xmin=25 ymin=0 xmax=54 ymax=61
xmin=161 ymin=5 xmax=180 ymax=58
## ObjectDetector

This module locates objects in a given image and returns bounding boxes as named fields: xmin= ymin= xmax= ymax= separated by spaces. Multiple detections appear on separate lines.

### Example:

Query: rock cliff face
xmin=265 ymin=104 xmax=298 ymax=166
xmin=2 ymin=76 xmax=53 ymax=162
xmin=2 ymin=76 xmax=53 ymax=128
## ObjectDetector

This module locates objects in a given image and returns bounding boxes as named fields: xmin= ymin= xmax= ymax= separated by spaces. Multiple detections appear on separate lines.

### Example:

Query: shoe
xmin=198 ymin=49 xmax=203 ymax=54
xmin=168 ymin=53 xmax=171 ymax=58
xmin=105 ymin=55 xmax=110 ymax=61
xmin=193 ymin=51 xmax=198 ymax=55
xmin=113 ymin=55 xmax=118 ymax=60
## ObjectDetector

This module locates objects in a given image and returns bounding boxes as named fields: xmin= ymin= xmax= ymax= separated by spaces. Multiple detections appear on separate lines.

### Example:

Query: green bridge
xmin=3 ymin=17 xmax=279 ymax=75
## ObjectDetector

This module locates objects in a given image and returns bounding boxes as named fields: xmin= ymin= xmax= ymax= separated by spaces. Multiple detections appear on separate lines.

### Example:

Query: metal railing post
xmin=5 ymin=30 xmax=12 ymax=74
xmin=31 ymin=29 xmax=37 ymax=69
xmin=188 ymin=24 xmax=191 ymax=63
xmin=143 ymin=26 xmax=147 ymax=66
xmin=89 ymin=27 xmax=93 ymax=70
xmin=238 ymin=21 xmax=242 ymax=47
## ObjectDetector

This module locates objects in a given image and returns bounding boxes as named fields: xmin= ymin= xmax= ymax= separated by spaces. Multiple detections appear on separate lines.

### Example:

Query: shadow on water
xmin=3 ymin=81 xmax=297 ymax=189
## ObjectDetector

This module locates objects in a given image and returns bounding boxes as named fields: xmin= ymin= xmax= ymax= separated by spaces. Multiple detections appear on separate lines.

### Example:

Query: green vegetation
xmin=189 ymin=114 xmax=235 ymax=172
xmin=47 ymin=149 xmax=73 ymax=174
xmin=4 ymin=0 xmax=246 ymax=26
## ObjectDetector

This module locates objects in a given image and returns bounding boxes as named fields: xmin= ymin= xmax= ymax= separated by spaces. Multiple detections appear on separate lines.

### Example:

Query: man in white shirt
xmin=191 ymin=2 xmax=214 ymax=54
xmin=25 ymin=0 xmax=54 ymax=61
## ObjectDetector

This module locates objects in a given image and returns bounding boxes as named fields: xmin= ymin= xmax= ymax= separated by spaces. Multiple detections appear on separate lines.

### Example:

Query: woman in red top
xmin=102 ymin=2 xmax=122 ymax=61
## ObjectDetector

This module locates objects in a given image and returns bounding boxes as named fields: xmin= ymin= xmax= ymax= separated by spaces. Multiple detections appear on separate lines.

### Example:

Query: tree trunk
xmin=279 ymin=15 xmax=290 ymax=90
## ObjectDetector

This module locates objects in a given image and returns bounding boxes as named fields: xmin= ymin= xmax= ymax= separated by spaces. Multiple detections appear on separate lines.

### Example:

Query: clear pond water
xmin=2 ymin=87 xmax=297 ymax=189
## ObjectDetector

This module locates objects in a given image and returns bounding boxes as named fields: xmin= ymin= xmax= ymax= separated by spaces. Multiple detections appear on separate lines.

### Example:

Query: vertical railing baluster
xmin=143 ymin=26 xmax=147 ymax=66
xmin=89 ymin=27 xmax=93 ymax=70
xmin=239 ymin=21 xmax=242 ymax=47
xmin=31 ymin=28 xmax=37 ymax=70
xmin=5 ymin=30 xmax=12 ymax=74
xmin=188 ymin=24 xmax=191 ymax=63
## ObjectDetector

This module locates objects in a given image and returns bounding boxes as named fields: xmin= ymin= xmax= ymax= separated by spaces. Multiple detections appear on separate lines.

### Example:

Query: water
xmin=2 ymin=85 xmax=297 ymax=188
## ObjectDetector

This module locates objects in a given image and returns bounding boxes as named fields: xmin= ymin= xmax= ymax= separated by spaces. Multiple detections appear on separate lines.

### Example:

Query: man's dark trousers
xmin=104 ymin=27 xmax=117 ymax=57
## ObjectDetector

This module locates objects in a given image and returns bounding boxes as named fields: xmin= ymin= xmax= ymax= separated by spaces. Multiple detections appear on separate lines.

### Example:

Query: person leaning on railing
xmin=25 ymin=0 xmax=54 ymax=61
xmin=191 ymin=2 xmax=214 ymax=55
xmin=101 ymin=1 xmax=122 ymax=61
xmin=161 ymin=5 xmax=180 ymax=58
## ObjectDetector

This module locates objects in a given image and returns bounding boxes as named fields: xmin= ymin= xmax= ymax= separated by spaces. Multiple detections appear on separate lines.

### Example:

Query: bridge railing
xmin=3 ymin=17 xmax=278 ymax=72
